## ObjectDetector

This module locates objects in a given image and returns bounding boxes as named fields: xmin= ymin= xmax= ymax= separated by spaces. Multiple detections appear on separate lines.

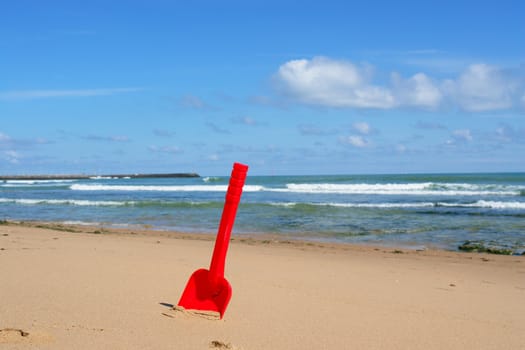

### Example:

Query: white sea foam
xmin=438 ymin=200 xmax=525 ymax=209
xmin=270 ymin=202 xmax=436 ymax=208
xmin=268 ymin=202 xmax=299 ymax=207
xmin=2 ymin=179 xmax=75 ymax=186
xmin=0 ymin=198 xmax=133 ymax=206
xmin=66 ymin=182 xmax=522 ymax=196
xmin=62 ymin=220 xmax=99 ymax=226
xmin=6 ymin=179 xmax=75 ymax=184
xmin=269 ymin=200 xmax=525 ymax=209
xmin=282 ymin=183 xmax=521 ymax=196
xmin=326 ymin=202 xmax=436 ymax=208
xmin=4 ymin=196 xmax=521 ymax=210
xmin=202 ymin=176 xmax=221 ymax=183
xmin=70 ymin=184 xmax=264 ymax=192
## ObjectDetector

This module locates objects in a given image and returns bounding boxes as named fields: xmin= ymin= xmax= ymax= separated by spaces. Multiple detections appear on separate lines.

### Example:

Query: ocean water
xmin=1 ymin=173 xmax=524 ymax=252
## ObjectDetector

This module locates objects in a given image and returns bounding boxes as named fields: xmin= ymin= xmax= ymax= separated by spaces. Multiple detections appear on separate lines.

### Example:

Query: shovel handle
xmin=209 ymin=163 xmax=248 ymax=282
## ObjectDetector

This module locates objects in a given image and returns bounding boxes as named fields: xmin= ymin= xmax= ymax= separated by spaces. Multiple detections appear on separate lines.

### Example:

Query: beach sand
xmin=1 ymin=222 xmax=524 ymax=349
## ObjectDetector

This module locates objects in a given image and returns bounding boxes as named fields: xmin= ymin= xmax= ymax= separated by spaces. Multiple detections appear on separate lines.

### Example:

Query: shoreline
xmin=1 ymin=220 xmax=524 ymax=349
xmin=0 ymin=218 xmax=521 ymax=259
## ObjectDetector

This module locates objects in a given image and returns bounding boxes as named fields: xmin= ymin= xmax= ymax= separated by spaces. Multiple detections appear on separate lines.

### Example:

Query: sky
xmin=1 ymin=0 xmax=524 ymax=176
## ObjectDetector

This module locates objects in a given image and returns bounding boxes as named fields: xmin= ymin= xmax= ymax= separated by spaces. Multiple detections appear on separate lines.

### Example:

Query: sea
xmin=1 ymin=173 xmax=524 ymax=252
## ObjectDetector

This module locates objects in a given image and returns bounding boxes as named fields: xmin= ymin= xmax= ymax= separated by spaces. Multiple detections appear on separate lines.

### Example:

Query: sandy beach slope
xmin=1 ymin=222 xmax=524 ymax=349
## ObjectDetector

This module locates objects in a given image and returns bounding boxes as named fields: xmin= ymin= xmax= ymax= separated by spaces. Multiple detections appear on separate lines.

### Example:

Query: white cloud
xmin=275 ymin=57 xmax=524 ymax=112
xmin=495 ymin=125 xmax=512 ymax=142
xmin=242 ymin=117 xmax=257 ymax=125
xmin=396 ymin=144 xmax=407 ymax=153
xmin=0 ymin=132 xmax=11 ymax=142
xmin=179 ymin=94 xmax=216 ymax=110
xmin=276 ymin=57 xmax=395 ymax=108
xmin=340 ymin=135 xmax=369 ymax=148
xmin=452 ymin=129 xmax=473 ymax=142
xmin=232 ymin=116 xmax=258 ymax=126
xmin=494 ymin=123 xmax=524 ymax=143
xmin=443 ymin=64 xmax=517 ymax=112
xmin=0 ymin=88 xmax=142 ymax=100
xmin=391 ymin=72 xmax=442 ymax=108
xmin=352 ymin=122 xmax=371 ymax=135
xmin=0 ymin=132 xmax=52 ymax=158
xmin=3 ymin=150 xmax=20 ymax=164
xmin=206 ymin=122 xmax=230 ymax=134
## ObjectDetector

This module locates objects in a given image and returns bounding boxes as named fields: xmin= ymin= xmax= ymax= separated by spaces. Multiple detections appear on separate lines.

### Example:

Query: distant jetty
xmin=0 ymin=173 xmax=200 ymax=180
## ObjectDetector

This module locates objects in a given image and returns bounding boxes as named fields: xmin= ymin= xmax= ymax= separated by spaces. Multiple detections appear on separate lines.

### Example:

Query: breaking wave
xmin=68 ymin=182 xmax=523 ymax=196
xmin=0 ymin=198 xmax=134 ymax=206
xmin=70 ymin=184 xmax=264 ymax=192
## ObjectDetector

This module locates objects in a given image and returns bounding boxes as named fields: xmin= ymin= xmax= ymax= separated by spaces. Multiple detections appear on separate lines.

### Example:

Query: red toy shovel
xmin=178 ymin=162 xmax=248 ymax=319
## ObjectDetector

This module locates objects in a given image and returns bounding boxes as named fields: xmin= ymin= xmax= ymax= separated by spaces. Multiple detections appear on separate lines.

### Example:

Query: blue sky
xmin=1 ymin=0 xmax=524 ymax=176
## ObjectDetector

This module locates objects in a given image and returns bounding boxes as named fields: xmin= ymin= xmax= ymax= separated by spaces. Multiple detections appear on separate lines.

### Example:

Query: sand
xmin=1 ymin=221 xmax=524 ymax=349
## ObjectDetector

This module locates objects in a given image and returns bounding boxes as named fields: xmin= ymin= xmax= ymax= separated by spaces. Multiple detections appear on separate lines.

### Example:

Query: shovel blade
xmin=177 ymin=269 xmax=232 ymax=319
